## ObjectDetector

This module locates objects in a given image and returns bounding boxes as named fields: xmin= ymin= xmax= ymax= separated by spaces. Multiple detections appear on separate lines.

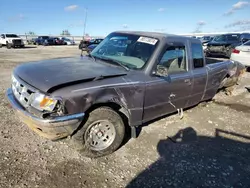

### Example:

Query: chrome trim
xmin=6 ymin=88 xmax=85 ymax=125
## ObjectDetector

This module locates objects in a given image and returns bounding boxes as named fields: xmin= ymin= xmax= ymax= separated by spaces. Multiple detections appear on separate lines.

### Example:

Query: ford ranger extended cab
xmin=0 ymin=33 xmax=25 ymax=49
xmin=6 ymin=31 xmax=244 ymax=158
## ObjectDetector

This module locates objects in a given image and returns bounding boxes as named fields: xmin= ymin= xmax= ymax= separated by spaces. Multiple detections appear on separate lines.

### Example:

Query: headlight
xmin=21 ymin=40 xmax=24 ymax=44
xmin=30 ymin=93 xmax=58 ymax=112
xmin=8 ymin=39 xmax=12 ymax=43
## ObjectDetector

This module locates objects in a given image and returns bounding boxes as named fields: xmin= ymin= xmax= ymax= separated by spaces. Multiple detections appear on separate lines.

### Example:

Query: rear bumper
xmin=6 ymin=88 xmax=84 ymax=140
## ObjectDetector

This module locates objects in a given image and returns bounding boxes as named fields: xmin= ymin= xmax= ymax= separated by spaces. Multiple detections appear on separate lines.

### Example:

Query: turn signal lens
xmin=39 ymin=97 xmax=58 ymax=111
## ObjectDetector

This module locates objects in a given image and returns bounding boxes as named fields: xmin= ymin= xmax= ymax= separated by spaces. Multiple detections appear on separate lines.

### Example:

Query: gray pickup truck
xmin=6 ymin=31 xmax=244 ymax=158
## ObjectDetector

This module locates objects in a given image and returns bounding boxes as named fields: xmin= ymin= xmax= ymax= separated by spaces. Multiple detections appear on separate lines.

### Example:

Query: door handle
xmin=184 ymin=79 xmax=192 ymax=85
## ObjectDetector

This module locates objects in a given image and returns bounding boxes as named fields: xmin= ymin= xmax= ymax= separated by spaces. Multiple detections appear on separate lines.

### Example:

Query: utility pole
xmin=83 ymin=8 xmax=88 ymax=39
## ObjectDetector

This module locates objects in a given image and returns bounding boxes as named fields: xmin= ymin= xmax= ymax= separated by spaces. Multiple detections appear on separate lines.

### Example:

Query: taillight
xmin=232 ymin=49 xmax=240 ymax=54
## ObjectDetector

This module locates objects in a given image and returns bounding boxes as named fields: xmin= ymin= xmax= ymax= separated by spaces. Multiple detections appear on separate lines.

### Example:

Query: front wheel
xmin=72 ymin=107 xmax=125 ymax=158
xmin=6 ymin=43 xmax=12 ymax=49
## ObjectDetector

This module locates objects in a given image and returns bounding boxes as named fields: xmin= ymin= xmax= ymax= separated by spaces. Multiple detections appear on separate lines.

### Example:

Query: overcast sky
xmin=0 ymin=0 xmax=249 ymax=36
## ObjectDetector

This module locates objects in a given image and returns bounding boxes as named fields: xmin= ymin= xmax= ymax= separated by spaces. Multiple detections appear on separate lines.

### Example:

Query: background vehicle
xmin=43 ymin=37 xmax=65 ymax=46
xmin=61 ymin=37 xmax=75 ymax=45
xmin=230 ymin=40 xmax=250 ymax=67
xmin=205 ymin=33 xmax=250 ymax=58
xmin=7 ymin=31 xmax=244 ymax=158
xmin=27 ymin=38 xmax=37 ymax=45
xmin=0 ymin=34 xmax=25 ymax=49
xmin=34 ymin=36 xmax=50 ymax=45
xmin=86 ymin=44 xmax=98 ymax=54
xmin=79 ymin=38 xmax=103 ymax=50
xmin=200 ymin=36 xmax=214 ymax=44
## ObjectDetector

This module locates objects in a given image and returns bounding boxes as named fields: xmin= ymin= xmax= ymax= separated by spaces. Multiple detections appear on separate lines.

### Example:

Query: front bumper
xmin=6 ymin=88 xmax=84 ymax=140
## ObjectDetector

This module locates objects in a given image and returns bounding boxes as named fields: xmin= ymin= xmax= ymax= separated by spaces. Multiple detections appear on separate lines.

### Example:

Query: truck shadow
xmin=126 ymin=127 xmax=250 ymax=188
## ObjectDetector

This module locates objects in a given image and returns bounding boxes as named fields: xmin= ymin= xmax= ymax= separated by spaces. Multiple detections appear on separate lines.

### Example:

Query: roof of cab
xmin=112 ymin=30 xmax=200 ymax=42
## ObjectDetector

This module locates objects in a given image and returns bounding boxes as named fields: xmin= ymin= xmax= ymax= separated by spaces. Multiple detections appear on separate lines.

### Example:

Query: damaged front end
xmin=6 ymin=74 xmax=85 ymax=140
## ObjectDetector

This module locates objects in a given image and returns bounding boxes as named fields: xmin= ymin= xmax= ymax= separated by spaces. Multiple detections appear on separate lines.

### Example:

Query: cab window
xmin=158 ymin=44 xmax=187 ymax=74
xmin=191 ymin=43 xmax=204 ymax=68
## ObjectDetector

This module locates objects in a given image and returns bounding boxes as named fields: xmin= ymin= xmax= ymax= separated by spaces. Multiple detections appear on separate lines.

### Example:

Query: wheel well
xmin=86 ymin=102 xmax=130 ymax=126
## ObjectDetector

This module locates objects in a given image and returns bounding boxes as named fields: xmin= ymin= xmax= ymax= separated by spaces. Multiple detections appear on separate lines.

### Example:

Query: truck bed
xmin=206 ymin=57 xmax=225 ymax=65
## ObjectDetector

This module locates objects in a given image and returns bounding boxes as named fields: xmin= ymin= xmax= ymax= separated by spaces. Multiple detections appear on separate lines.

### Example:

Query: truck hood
xmin=14 ymin=56 xmax=127 ymax=93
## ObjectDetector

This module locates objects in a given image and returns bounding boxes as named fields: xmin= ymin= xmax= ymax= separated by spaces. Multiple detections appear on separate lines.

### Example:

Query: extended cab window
xmin=158 ymin=44 xmax=187 ymax=74
xmin=191 ymin=43 xmax=204 ymax=68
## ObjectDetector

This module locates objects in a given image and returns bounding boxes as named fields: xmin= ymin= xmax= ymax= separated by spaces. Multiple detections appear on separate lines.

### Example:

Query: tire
xmin=0 ymin=43 xmax=2 ymax=48
xmin=6 ymin=43 xmax=12 ymax=49
xmin=72 ymin=107 xmax=125 ymax=158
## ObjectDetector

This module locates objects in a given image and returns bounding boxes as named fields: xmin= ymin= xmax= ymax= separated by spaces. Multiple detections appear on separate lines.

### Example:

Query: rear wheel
xmin=72 ymin=107 xmax=125 ymax=158
xmin=0 ymin=43 xmax=2 ymax=48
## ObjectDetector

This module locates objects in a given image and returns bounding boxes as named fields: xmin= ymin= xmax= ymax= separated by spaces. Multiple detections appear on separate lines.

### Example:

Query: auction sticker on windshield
xmin=137 ymin=36 xmax=158 ymax=45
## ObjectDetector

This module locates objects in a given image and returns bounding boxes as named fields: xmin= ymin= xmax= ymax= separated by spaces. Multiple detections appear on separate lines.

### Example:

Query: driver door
xmin=143 ymin=40 xmax=193 ymax=122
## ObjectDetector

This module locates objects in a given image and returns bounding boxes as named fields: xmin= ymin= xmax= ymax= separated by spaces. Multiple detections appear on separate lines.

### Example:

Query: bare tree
xmin=28 ymin=31 xmax=36 ymax=35
xmin=61 ymin=30 xmax=71 ymax=36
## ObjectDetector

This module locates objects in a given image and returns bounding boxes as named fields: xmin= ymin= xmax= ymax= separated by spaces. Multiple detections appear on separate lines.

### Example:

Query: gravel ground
xmin=0 ymin=46 xmax=250 ymax=188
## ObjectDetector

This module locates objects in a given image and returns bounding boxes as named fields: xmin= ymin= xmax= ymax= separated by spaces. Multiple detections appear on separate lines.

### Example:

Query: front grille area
xmin=12 ymin=39 xmax=22 ymax=45
xmin=209 ymin=46 xmax=223 ymax=51
xmin=12 ymin=76 xmax=35 ymax=108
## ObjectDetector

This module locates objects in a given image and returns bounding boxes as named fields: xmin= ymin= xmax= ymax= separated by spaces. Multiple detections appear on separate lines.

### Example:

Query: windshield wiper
xmin=95 ymin=56 xmax=129 ymax=71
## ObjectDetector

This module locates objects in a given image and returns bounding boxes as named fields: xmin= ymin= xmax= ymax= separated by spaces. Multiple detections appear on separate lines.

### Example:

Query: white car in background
xmin=61 ymin=37 xmax=75 ymax=45
xmin=230 ymin=40 xmax=250 ymax=67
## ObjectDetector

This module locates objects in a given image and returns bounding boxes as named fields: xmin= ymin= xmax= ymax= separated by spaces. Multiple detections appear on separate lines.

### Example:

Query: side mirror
xmin=153 ymin=65 xmax=169 ymax=77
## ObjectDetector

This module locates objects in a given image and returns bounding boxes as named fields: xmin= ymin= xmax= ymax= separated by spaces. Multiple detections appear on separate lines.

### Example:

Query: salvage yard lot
xmin=0 ymin=46 xmax=250 ymax=188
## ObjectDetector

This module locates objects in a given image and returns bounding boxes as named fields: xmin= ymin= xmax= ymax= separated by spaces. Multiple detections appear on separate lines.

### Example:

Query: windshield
xmin=243 ymin=40 xmax=250 ymax=46
xmin=91 ymin=33 xmax=159 ymax=69
xmin=226 ymin=35 xmax=239 ymax=41
xmin=213 ymin=34 xmax=239 ymax=42
xmin=6 ymin=34 xmax=19 ymax=38
xmin=213 ymin=35 xmax=226 ymax=42
xmin=202 ymin=36 xmax=210 ymax=40
xmin=41 ymin=36 xmax=49 ymax=39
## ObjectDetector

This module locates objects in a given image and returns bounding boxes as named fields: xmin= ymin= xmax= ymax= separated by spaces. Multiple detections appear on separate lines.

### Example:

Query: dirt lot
xmin=0 ymin=46 xmax=250 ymax=188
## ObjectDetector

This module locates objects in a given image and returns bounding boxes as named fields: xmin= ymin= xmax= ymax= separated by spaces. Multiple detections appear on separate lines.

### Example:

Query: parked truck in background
xmin=0 ymin=34 xmax=25 ymax=49
xmin=6 ymin=31 xmax=245 ymax=158
xmin=34 ymin=36 xmax=50 ymax=45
